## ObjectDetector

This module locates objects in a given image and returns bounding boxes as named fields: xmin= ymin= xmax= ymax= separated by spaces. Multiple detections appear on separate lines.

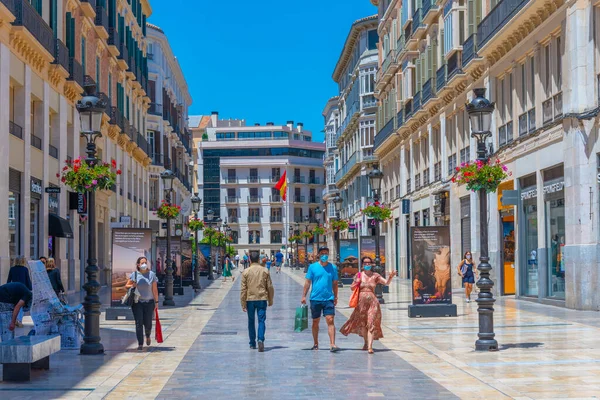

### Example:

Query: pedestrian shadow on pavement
xmin=499 ymin=342 xmax=544 ymax=351
xmin=124 ymin=347 xmax=177 ymax=353
xmin=263 ymin=346 xmax=289 ymax=352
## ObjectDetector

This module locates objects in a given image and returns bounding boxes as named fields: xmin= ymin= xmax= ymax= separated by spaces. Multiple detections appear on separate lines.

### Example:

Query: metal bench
xmin=0 ymin=335 xmax=60 ymax=381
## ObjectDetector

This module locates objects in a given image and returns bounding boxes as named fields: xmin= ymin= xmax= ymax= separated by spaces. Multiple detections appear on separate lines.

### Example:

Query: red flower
xmin=111 ymin=159 xmax=117 ymax=168
xmin=116 ymin=169 xmax=122 ymax=175
xmin=74 ymin=165 xmax=80 ymax=172
xmin=61 ymin=177 xmax=66 ymax=183
xmin=451 ymin=177 xmax=456 ymax=183
xmin=455 ymin=167 xmax=460 ymax=171
xmin=56 ymin=173 xmax=60 ymax=178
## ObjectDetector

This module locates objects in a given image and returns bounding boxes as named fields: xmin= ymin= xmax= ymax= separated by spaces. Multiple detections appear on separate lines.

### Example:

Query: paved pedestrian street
xmin=3 ymin=269 xmax=600 ymax=399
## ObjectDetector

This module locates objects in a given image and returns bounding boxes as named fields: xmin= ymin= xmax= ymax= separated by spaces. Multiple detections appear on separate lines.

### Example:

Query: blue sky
xmin=148 ymin=0 xmax=377 ymax=142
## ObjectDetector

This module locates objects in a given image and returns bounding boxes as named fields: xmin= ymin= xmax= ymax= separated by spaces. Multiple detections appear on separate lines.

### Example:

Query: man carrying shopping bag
xmin=240 ymin=251 xmax=274 ymax=353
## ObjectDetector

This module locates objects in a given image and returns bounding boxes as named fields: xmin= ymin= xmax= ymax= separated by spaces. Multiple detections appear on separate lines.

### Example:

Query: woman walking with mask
xmin=340 ymin=256 xmax=396 ymax=354
xmin=457 ymin=251 xmax=477 ymax=302
xmin=125 ymin=257 xmax=159 ymax=350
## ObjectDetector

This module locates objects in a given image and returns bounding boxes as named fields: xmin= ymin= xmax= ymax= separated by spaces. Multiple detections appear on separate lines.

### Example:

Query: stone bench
xmin=0 ymin=335 xmax=60 ymax=381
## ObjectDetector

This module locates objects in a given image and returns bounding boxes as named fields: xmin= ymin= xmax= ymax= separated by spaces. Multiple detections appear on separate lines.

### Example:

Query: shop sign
xmin=348 ymin=223 xmax=356 ymax=232
xmin=45 ymin=187 xmax=61 ymax=194
xmin=30 ymin=178 xmax=43 ymax=195
xmin=521 ymin=181 xmax=564 ymax=200
xmin=48 ymin=197 xmax=59 ymax=212
xmin=402 ymin=199 xmax=411 ymax=214
xmin=77 ymin=193 xmax=87 ymax=214
xmin=120 ymin=216 xmax=132 ymax=225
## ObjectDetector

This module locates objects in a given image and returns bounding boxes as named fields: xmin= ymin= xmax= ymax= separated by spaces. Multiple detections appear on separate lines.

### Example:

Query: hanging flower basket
xmin=330 ymin=219 xmax=349 ymax=231
xmin=155 ymin=201 xmax=181 ymax=219
xmin=59 ymin=157 xmax=121 ymax=193
xmin=300 ymin=231 xmax=313 ymax=240
xmin=452 ymin=158 xmax=510 ymax=193
xmin=288 ymin=234 xmax=301 ymax=243
xmin=187 ymin=218 xmax=205 ymax=231
xmin=312 ymin=226 xmax=325 ymax=236
xmin=361 ymin=202 xmax=392 ymax=221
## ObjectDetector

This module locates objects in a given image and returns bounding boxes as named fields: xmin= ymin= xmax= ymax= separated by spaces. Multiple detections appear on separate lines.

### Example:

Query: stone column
xmin=58 ymin=96 xmax=68 ymax=277
xmin=0 ymin=43 xmax=10 ymax=277
xmin=439 ymin=112 xmax=448 ymax=177
xmin=563 ymin=0 xmax=599 ymax=310
xmin=40 ymin=83 xmax=50 ymax=260
xmin=20 ymin=66 xmax=32 ymax=258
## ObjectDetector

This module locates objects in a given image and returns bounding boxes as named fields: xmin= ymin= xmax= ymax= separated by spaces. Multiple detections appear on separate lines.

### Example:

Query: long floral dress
xmin=340 ymin=272 xmax=387 ymax=340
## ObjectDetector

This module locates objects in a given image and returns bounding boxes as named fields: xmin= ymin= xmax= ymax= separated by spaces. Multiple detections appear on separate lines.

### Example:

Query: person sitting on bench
xmin=0 ymin=282 xmax=33 ymax=335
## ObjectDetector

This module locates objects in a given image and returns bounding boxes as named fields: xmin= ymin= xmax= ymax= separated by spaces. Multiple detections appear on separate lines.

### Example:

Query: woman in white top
xmin=125 ymin=257 xmax=159 ymax=350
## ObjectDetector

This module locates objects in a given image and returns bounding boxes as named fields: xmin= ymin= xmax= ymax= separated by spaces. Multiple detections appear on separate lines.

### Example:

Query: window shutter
xmin=427 ymin=45 xmax=433 ymax=80
xmin=416 ymin=58 xmax=421 ymax=91
xmin=467 ymin=0 xmax=475 ymax=36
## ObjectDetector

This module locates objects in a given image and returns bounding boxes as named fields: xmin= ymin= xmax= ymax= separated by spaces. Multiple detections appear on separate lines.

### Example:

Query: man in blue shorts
xmin=274 ymin=250 xmax=283 ymax=273
xmin=301 ymin=246 xmax=339 ymax=352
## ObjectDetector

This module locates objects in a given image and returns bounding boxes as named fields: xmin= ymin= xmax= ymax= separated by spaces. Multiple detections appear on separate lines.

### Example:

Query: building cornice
xmin=332 ymin=15 xmax=378 ymax=83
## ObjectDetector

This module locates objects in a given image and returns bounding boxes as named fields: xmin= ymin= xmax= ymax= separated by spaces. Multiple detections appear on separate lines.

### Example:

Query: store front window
xmin=30 ymin=177 xmax=42 ymax=259
xmin=520 ymin=175 xmax=538 ymax=297
xmin=544 ymin=166 xmax=565 ymax=299
xmin=9 ymin=191 xmax=19 ymax=259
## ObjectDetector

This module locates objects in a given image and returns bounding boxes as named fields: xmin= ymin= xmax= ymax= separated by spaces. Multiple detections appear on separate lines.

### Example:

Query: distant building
xmin=193 ymin=113 xmax=326 ymax=259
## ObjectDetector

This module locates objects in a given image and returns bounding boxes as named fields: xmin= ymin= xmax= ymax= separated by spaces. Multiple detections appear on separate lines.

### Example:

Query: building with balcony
xmin=370 ymin=0 xmax=599 ymax=310
xmin=146 ymin=23 xmax=193 ymax=238
xmin=0 ymin=0 xmax=152 ymax=289
xmin=193 ymin=113 xmax=326 ymax=258
xmin=332 ymin=15 xmax=379 ymax=238
xmin=322 ymin=97 xmax=340 ymax=253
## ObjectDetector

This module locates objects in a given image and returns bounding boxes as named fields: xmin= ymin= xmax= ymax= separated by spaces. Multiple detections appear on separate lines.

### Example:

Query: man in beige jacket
xmin=240 ymin=251 xmax=274 ymax=352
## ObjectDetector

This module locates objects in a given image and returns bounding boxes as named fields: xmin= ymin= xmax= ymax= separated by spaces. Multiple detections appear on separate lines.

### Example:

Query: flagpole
xmin=284 ymin=162 xmax=289 ymax=268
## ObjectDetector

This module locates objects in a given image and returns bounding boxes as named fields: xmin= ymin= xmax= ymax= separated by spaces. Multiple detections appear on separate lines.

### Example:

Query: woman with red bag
xmin=339 ymin=256 xmax=396 ymax=354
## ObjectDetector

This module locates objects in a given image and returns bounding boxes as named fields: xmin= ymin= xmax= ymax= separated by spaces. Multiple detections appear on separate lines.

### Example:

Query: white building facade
xmin=195 ymin=113 xmax=326 ymax=259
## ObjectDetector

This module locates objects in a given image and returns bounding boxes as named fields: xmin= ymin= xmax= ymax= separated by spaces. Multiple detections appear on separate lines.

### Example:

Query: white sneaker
xmin=466 ymin=298 xmax=470 ymax=303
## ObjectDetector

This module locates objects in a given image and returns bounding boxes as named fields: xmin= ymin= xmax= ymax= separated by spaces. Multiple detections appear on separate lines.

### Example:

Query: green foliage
xmin=60 ymin=157 xmax=120 ymax=193
xmin=330 ymin=219 xmax=348 ymax=231
xmin=453 ymin=159 xmax=510 ymax=193
xmin=361 ymin=203 xmax=392 ymax=221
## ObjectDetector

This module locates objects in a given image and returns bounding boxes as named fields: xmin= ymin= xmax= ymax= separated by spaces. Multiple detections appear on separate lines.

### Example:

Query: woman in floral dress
xmin=340 ymin=256 xmax=396 ymax=354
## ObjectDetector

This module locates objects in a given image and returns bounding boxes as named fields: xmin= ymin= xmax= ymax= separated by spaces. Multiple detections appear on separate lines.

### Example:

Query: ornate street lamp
xmin=466 ymin=88 xmax=498 ymax=352
xmin=303 ymin=215 xmax=310 ymax=272
xmin=206 ymin=209 xmax=214 ymax=280
xmin=161 ymin=169 xmax=176 ymax=306
xmin=368 ymin=167 xmax=385 ymax=304
xmin=222 ymin=220 xmax=228 ymax=265
xmin=215 ymin=217 xmax=222 ymax=274
xmin=333 ymin=195 xmax=343 ymax=288
xmin=78 ymin=84 xmax=106 ymax=355
xmin=314 ymin=206 xmax=322 ymax=252
xmin=191 ymin=193 xmax=202 ymax=290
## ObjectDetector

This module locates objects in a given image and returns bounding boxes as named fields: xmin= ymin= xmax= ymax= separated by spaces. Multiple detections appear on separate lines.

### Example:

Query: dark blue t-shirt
xmin=275 ymin=252 xmax=284 ymax=263
xmin=305 ymin=262 xmax=338 ymax=301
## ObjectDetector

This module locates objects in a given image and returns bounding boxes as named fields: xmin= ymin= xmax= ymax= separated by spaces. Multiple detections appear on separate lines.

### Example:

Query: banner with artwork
xmin=181 ymin=240 xmax=193 ymax=284
xmin=360 ymin=236 xmax=386 ymax=270
xmin=198 ymin=243 xmax=211 ymax=275
xmin=339 ymin=239 xmax=359 ymax=279
xmin=111 ymin=228 xmax=152 ymax=307
xmin=410 ymin=226 xmax=452 ymax=305
xmin=156 ymin=236 xmax=182 ymax=286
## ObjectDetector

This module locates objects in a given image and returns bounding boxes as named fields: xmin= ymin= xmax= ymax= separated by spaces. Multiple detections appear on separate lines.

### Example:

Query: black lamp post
xmin=78 ymin=84 xmax=106 ymax=355
xmin=314 ymin=206 xmax=322 ymax=252
xmin=368 ymin=167 xmax=385 ymax=304
xmin=191 ymin=193 xmax=202 ymax=290
xmin=161 ymin=169 xmax=176 ymax=307
xmin=466 ymin=88 xmax=498 ymax=352
xmin=222 ymin=220 xmax=228 ymax=264
xmin=294 ymin=222 xmax=300 ymax=270
xmin=333 ymin=195 xmax=343 ymax=288
xmin=225 ymin=226 xmax=232 ymax=258
xmin=288 ymin=226 xmax=294 ymax=269
xmin=215 ymin=218 xmax=222 ymax=274
xmin=206 ymin=209 xmax=214 ymax=280
xmin=303 ymin=215 xmax=310 ymax=272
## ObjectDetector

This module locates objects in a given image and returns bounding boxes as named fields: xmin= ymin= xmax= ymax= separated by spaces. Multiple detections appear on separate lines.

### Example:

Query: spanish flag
xmin=274 ymin=170 xmax=287 ymax=201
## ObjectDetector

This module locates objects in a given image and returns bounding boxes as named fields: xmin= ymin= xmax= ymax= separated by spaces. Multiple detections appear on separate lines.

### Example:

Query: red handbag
xmin=155 ymin=308 xmax=164 ymax=343
xmin=349 ymin=273 xmax=360 ymax=308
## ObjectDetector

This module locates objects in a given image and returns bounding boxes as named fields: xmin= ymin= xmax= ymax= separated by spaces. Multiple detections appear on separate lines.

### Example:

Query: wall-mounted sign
xmin=45 ymin=187 xmax=61 ymax=194
xmin=31 ymin=178 xmax=43 ymax=195
xmin=120 ymin=215 xmax=132 ymax=225
xmin=402 ymin=199 xmax=411 ymax=214
xmin=77 ymin=193 xmax=87 ymax=214
xmin=521 ymin=181 xmax=564 ymax=200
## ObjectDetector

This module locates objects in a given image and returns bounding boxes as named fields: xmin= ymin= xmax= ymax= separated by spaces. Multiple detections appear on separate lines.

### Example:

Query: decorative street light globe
xmin=466 ymin=88 xmax=495 ymax=161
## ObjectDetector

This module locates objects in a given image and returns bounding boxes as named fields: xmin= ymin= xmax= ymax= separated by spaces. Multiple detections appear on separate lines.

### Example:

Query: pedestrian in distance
xmin=457 ymin=251 xmax=477 ymax=303
xmin=301 ymin=246 xmax=340 ymax=352
xmin=46 ymin=257 xmax=65 ymax=298
xmin=234 ymin=253 xmax=240 ymax=269
xmin=275 ymin=250 xmax=283 ymax=274
xmin=6 ymin=255 xmax=32 ymax=328
xmin=240 ymin=251 xmax=274 ymax=352
xmin=265 ymin=258 xmax=272 ymax=273
xmin=39 ymin=256 xmax=47 ymax=267
xmin=223 ymin=256 xmax=234 ymax=282
xmin=243 ymin=252 xmax=249 ymax=269
xmin=0 ymin=282 xmax=32 ymax=340
xmin=340 ymin=256 xmax=396 ymax=354
xmin=125 ymin=257 xmax=159 ymax=351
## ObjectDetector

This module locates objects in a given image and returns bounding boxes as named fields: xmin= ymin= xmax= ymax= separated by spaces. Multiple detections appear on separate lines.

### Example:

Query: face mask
xmin=364 ymin=266 xmax=372 ymax=271
xmin=140 ymin=263 xmax=148 ymax=270
xmin=320 ymin=255 xmax=329 ymax=263
xmin=466 ymin=255 xmax=471 ymax=260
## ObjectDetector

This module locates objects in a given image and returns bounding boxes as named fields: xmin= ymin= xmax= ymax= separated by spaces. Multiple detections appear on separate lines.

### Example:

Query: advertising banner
xmin=111 ymin=228 xmax=152 ymax=307
xmin=410 ymin=226 xmax=452 ymax=305
xmin=198 ymin=244 xmax=211 ymax=275
xmin=339 ymin=239 xmax=359 ymax=279
xmin=360 ymin=236 xmax=386 ymax=270
xmin=181 ymin=240 xmax=193 ymax=284
xmin=156 ymin=236 xmax=182 ymax=286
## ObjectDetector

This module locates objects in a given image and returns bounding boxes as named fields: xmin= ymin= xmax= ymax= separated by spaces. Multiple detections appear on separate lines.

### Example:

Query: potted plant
xmin=361 ymin=202 xmax=392 ymax=221
xmin=452 ymin=158 xmax=510 ymax=192
xmin=330 ymin=219 xmax=349 ymax=232
xmin=59 ymin=157 xmax=121 ymax=193
xmin=155 ymin=200 xmax=181 ymax=219
xmin=312 ymin=226 xmax=325 ymax=236
xmin=187 ymin=218 xmax=205 ymax=231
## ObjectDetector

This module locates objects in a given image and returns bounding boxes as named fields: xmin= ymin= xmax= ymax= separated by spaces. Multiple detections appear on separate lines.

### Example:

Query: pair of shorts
xmin=310 ymin=300 xmax=335 ymax=319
